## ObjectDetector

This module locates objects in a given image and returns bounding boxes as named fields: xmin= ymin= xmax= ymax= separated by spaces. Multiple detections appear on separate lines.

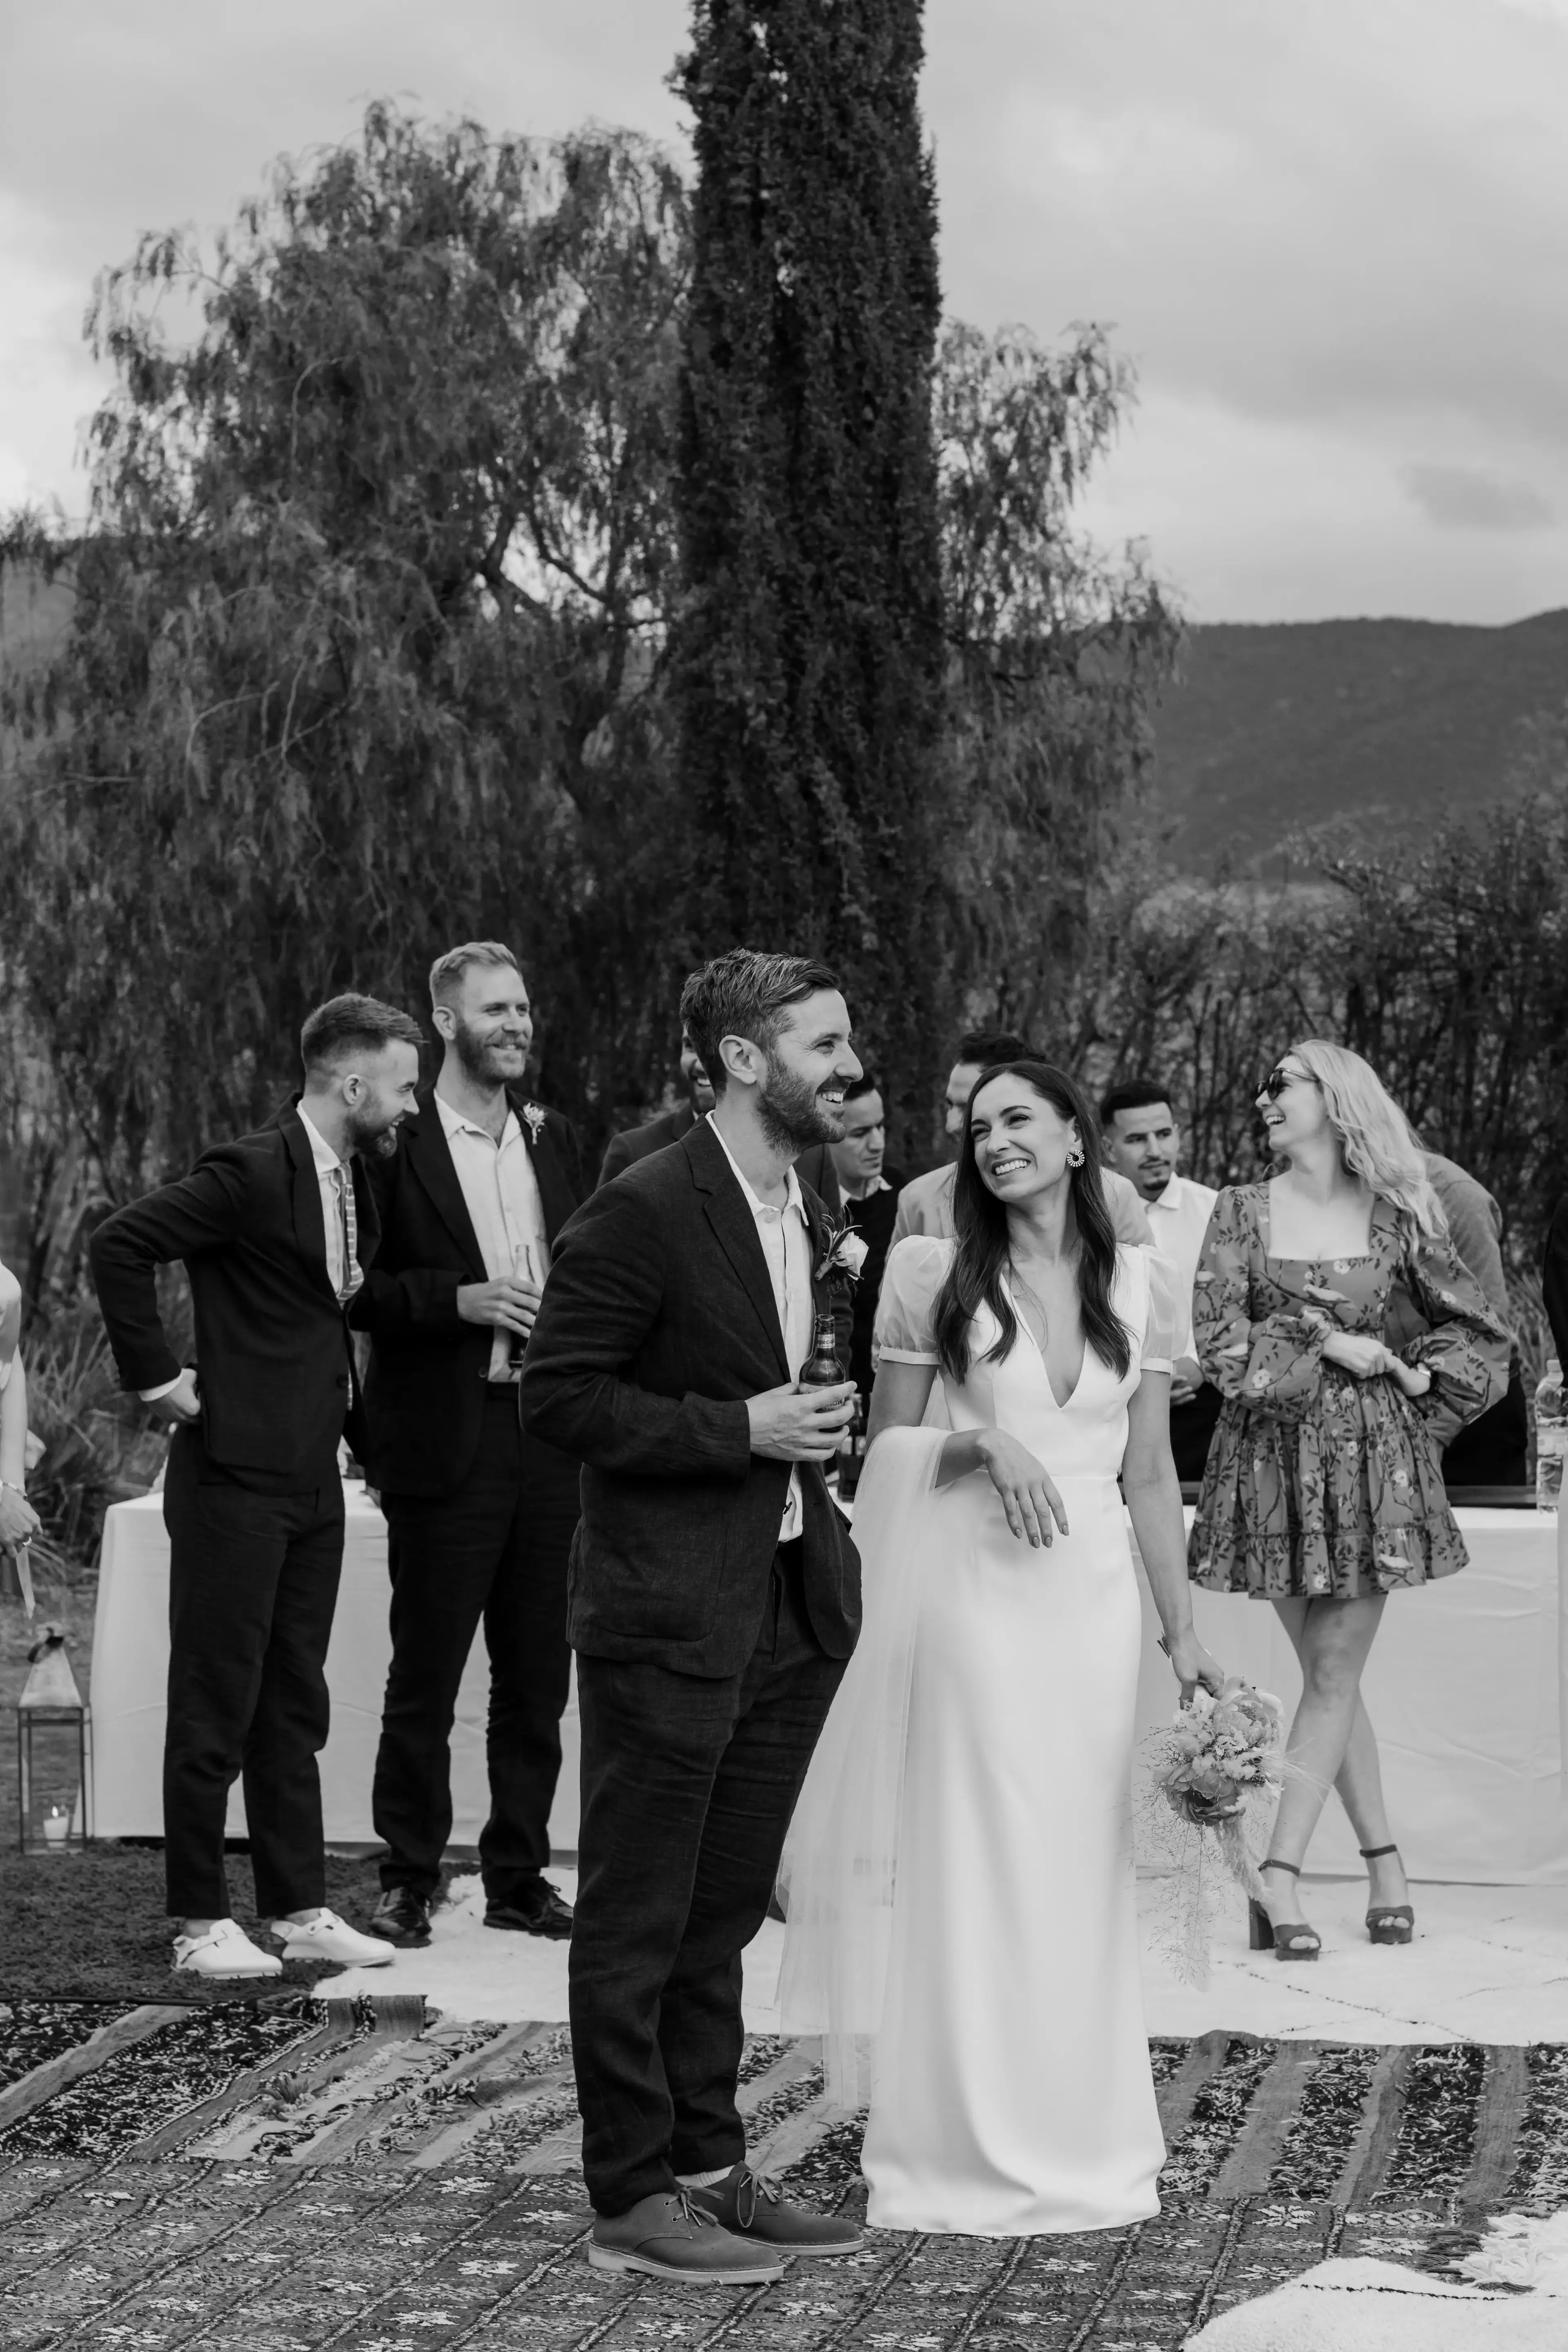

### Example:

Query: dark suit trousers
xmin=162 ymin=1430 xmax=344 ymax=1920
xmin=372 ymin=1392 xmax=576 ymax=1904
xmin=1170 ymin=1381 xmax=1223 ymax=1485
xmin=570 ymin=1541 xmax=846 ymax=2215
xmin=1442 ymin=1359 xmax=1528 ymax=1488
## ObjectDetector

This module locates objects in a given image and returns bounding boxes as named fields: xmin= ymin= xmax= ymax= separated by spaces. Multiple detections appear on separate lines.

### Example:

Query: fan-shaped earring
xmin=1067 ymin=1140 xmax=1085 ymax=1168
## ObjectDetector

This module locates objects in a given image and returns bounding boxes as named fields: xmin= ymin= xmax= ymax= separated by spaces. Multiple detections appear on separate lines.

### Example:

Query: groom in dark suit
xmin=89 ymin=994 xmax=423 ymax=1980
xmin=352 ymin=942 xmax=586 ymax=1948
xmin=521 ymin=948 xmax=864 ymax=2285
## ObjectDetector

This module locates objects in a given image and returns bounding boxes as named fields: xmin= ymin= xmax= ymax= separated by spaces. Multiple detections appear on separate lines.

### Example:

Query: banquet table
xmin=1133 ymin=1507 xmax=1566 ymax=1885
xmin=88 ymin=1482 xmax=581 ymax=1852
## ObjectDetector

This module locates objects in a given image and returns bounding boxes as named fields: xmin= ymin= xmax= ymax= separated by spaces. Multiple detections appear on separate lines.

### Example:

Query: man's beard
xmin=757 ymin=1055 xmax=843 ymax=1154
xmin=455 ymin=1017 xmax=526 ymax=1087
xmin=348 ymin=1109 xmax=403 ymax=1159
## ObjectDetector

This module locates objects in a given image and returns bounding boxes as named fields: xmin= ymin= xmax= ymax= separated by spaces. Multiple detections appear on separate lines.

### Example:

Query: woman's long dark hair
xmin=931 ymin=1062 xmax=1132 ymax=1385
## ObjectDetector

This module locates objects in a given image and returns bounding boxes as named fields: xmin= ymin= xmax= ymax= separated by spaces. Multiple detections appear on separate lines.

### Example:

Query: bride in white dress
xmin=779 ymin=1060 xmax=1225 ymax=2237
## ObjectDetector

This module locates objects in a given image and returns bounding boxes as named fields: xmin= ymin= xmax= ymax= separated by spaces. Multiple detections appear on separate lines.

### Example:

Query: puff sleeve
xmin=873 ymin=1236 xmax=951 ymax=1366
xmin=1399 ymin=1228 xmax=1510 ymax=1450
xmin=1193 ymin=1188 xmax=1328 ymax=1423
xmin=0 ymin=1261 xmax=19 ymax=1394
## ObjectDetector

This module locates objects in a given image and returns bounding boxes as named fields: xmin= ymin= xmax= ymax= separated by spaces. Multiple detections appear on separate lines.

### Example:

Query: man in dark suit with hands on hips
xmin=352 ymin=942 xmax=585 ymax=1950
xmin=521 ymin=948 xmax=865 ymax=2287
xmin=89 ymin=995 xmax=423 ymax=1982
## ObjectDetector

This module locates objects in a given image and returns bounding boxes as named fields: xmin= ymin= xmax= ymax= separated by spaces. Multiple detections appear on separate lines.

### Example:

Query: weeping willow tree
xmin=0 ymin=109 xmax=691 ymax=1193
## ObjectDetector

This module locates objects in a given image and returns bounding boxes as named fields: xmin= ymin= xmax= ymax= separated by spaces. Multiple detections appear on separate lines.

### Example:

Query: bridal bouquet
xmin=1139 ymin=1679 xmax=1287 ymax=1986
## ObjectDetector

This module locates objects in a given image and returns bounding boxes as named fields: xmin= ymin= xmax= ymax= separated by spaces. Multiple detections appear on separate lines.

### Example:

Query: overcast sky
xmin=2 ymin=0 xmax=1564 ymax=623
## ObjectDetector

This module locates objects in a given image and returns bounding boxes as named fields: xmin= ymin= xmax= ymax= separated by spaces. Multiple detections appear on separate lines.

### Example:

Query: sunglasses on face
xmin=1260 ymin=1067 xmax=1301 ymax=1099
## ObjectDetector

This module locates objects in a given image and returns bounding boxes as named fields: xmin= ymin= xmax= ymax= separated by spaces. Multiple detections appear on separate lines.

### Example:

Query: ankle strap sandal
xmin=1359 ymin=1843 xmax=1414 ymax=1945
xmin=1247 ymin=1858 xmax=1321 ymax=1961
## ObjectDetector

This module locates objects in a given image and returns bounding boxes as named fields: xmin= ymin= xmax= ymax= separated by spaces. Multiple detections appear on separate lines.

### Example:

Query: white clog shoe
xmin=172 ymin=1919 xmax=284 ymax=1979
xmin=272 ymin=1908 xmax=395 ymax=1966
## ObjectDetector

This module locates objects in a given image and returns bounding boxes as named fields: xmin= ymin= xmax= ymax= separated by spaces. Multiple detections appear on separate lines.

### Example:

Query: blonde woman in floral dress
xmin=1189 ymin=1042 xmax=1508 ymax=1959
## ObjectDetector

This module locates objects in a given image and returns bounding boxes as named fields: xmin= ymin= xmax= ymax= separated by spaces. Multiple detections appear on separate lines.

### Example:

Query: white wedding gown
xmin=779 ymin=1236 xmax=1180 ymax=2237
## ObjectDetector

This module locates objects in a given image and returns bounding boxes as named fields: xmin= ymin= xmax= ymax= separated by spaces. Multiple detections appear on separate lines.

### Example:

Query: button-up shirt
xmin=708 ymin=1115 xmax=814 ymax=1544
xmin=1145 ymin=1172 xmax=1219 ymax=1367
xmin=296 ymin=1106 xmax=356 ymax=1301
xmin=435 ymin=1089 xmax=550 ymax=1382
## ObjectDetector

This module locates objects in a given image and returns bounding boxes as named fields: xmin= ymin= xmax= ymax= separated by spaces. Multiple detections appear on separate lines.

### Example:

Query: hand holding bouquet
xmin=1156 ymin=1680 xmax=1285 ymax=1830
xmin=1140 ymin=1678 xmax=1288 ymax=1985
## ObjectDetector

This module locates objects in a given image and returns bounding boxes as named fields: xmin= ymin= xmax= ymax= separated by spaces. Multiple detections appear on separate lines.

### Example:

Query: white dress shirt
xmin=707 ymin=1115 xmax=814 ymax=1544
xmin=435 ymin=1089 xmax=550 ymax=1382
xmin=1144 ymin=1172 xmax=1219 ymax=1365
xmin=296 ymin=1106 xmax=356 ymax=1301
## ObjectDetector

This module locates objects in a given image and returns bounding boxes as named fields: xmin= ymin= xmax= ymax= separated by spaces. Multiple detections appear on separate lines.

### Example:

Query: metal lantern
xmin=17 ymin=1624 xmax=92 ymax=1854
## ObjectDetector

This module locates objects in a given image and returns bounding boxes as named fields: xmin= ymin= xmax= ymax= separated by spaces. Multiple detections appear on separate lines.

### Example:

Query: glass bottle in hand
xmin=799 ymin=1310 xmax=844 ymax=1390
xmin=508 ymin=1243 xmax=537 ymax=1375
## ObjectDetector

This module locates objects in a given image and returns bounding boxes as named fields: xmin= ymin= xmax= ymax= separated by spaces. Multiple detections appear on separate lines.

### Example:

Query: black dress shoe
xmin=369 ymin=1886 xmax=433 ymax=1948
xmin=483 ymin=1880 xmax=573 ymax=1939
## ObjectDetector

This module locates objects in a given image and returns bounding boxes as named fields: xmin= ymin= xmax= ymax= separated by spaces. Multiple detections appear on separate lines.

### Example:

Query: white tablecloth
xmin=90 ymin=1486 xmax=1564 ymax=1884
xmin=1134 ymin=1508 xmax=1566 ymax=1884
xmin=88 ymin=1482 xmax=580 ymax=1851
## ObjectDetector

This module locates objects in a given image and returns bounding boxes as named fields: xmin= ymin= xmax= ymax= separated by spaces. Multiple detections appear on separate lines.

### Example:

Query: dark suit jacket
xmin=88 ymin=1105 xmax=376 ymax=1490
xmin=790 ymin=1142 xmax=844 ymax=1218
xmin=519 ymin=1118 xmax=861 ymax=1677
xmin=598 ymin=1102 xmax=696 ymax=1187
xmin=350 ymin=1085 xmax=585 ymax=1497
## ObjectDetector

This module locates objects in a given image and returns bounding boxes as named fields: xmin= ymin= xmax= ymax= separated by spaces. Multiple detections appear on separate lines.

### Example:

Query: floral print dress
xmin=1188 ymin=1185 xmax=1509 ymax=1599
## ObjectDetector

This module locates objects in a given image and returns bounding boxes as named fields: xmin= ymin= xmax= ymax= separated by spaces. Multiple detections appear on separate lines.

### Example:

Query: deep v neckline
xmin=1003 ymin=1276 xmax=1086 ymax=1411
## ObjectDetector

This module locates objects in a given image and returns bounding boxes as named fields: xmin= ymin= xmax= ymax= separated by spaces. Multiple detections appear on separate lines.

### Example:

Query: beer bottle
xmin=799 ymin=1309 xmax=844 ymax=1388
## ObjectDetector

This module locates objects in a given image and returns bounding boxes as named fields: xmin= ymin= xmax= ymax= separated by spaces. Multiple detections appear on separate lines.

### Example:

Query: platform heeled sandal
xmin=1360 ymin=1842 xmax=1414 ymax=1944
xmin=1246 ymin=1859 xmax=1321 ymax=1961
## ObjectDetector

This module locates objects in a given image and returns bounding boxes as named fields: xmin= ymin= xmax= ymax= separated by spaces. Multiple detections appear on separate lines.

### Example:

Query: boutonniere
xmin=813 ymin=1215 xmax=870 ymax=1291
xmin=521 ymin=1102 xmax=547 ymax=1145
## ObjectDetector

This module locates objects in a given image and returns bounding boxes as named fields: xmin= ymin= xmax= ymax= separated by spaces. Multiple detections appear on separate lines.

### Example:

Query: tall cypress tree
xmin=674 ymin=0 xmax=944 ymax=1089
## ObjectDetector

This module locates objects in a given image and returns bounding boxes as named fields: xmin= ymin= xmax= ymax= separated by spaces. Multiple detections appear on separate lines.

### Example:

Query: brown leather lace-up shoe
xmin=588 ymin=2189 xmax=785 ymax=2285
xmin=686 ymin=2164 xmax=863 ymax=2256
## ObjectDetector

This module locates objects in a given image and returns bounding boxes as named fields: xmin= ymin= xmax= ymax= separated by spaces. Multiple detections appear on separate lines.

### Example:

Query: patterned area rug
xmin=4 ymin=2000 xmax=1568 ymax=2349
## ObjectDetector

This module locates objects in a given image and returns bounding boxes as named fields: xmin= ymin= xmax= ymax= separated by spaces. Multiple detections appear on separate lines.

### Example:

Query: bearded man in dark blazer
xmin=597 ymin=1023 xmax=716 ymax=1185
xmin=89 ymin=994 xmax=423 ymax=1982
xmin=521 ymin=947 xmax=864 ymax=2287
xmin=351 ymin=944 xmax=586 ymax=1949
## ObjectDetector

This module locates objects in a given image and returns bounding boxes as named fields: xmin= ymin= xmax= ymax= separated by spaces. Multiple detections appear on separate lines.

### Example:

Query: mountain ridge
xmin=1148 ymin=608 xmax=1568 ymax=870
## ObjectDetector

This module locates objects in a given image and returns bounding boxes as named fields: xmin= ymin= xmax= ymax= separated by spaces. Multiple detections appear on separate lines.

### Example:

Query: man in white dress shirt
xmin=353 ymin=945 xmax=586 ymax=1949
xmin=1100 ymin=1080 xmax=1220 ymax=1483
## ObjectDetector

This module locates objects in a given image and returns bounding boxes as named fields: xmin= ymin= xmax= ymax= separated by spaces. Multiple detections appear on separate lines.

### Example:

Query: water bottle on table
xmin=1535 ymin=1356 xmax=1566 ymax=1512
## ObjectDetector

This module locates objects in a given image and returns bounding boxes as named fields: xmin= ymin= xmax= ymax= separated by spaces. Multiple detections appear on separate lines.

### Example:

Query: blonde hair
xmin=1287 ymin=1040 xmax=1446 ymax=1244
xmin=428 ymin=941 xmax=519 ymax=1011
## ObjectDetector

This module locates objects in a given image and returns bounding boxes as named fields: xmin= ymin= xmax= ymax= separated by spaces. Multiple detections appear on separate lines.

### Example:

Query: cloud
xmin=1401 ymin=463 xmax=1555 ymax=530
xmin=2 ymin=0 xmax=1565 ymax=618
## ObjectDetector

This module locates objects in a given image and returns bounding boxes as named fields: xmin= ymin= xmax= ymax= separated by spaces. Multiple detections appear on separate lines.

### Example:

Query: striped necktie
xmin=330 ymin=1164 xmax=363 ymax=1303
